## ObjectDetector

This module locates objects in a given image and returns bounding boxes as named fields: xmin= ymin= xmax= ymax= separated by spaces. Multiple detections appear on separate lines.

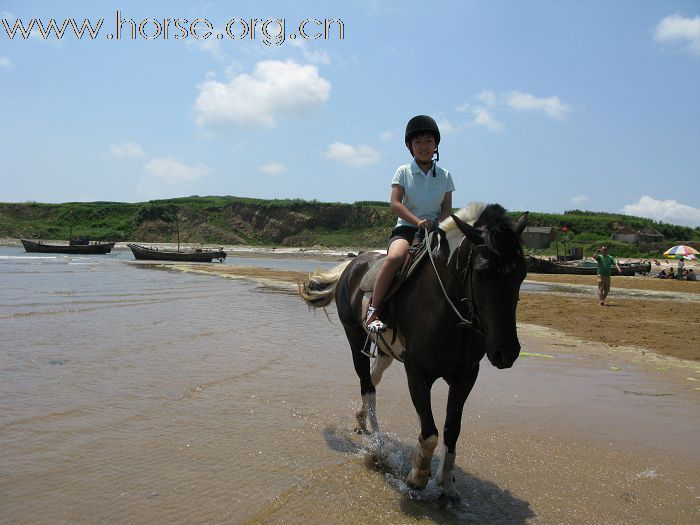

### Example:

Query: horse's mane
xmin=439 ymin=202 xmax=523 ymax=269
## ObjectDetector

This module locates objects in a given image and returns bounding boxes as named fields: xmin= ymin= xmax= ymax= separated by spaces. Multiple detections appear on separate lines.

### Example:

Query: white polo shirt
xmin=391 ymin=160 xmax=455 ymax=227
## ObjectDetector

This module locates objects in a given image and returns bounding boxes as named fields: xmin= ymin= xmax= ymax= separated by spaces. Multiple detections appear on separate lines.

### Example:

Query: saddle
xmin=359 ymin=230 xmax=437 ymax=301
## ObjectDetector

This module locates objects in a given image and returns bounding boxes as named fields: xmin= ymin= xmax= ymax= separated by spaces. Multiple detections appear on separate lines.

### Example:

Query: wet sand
xmin=3 ymin=251 xmax=698 ymax=524
xmin=167 ymin=262 xmax=700 ymax=363
xmin=520 ymin=274 xmax=700 ymax=362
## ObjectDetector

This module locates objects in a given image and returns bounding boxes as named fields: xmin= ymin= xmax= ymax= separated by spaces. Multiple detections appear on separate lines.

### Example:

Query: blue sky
xmin=1 ymin=0 xmax=699 ymax=227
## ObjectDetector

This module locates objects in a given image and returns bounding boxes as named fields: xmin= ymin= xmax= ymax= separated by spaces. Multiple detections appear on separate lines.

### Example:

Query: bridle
xmin=425 ymin=229 xmax=483 ymax=335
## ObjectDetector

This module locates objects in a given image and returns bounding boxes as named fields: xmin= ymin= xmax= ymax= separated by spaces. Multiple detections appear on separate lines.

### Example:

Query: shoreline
xmin=148 ymin=260 xmax=700 ymax=363
xmin=4 ymin=237 xmax=695 ymax=268
xmin=1 ymin=238 xmax=360 ymax=260
xmin=4 ymin=239 xmax=697 ymax=361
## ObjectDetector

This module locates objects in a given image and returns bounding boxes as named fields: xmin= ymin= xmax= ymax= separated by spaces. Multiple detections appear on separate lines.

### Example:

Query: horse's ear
xmin=451 ymin=214 xmax=484 ymax=244
xmin=514 ymin=212 xmax=528 ymax=236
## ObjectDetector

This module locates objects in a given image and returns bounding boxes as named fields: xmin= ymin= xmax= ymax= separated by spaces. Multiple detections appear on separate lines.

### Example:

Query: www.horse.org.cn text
xmin=1 ymin=12 xmax=345 ymax=46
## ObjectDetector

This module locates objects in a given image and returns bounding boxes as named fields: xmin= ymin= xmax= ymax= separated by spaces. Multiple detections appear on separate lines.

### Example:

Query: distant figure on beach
xmin=687 ymin=269 xmax=697 ymax=281
xmin=668 ymin=267 xmax=676 ymax=279
xmin=366 ymin=115 xmax=454 ymax=332
xmin=658 ymin=269 xmax=668 ymax=279
xmin=678 ymin=258 xmax=685 ymax=280
xmin=593 ymin=246 xmax=622 ymax=306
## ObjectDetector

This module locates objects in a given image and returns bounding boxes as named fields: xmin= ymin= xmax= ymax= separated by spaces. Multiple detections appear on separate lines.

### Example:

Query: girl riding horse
xmin=366 ymin=115 xmax=455 ymax=333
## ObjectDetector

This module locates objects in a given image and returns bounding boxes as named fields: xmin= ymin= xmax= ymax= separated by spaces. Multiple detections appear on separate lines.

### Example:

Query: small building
xmin=612 ymin=226 xmax=639 ymax=243
xmin=637 ymin=226 xmax=664 ymax=244
xmin=521 ymin=226 xmax=554 ymax=249
xmin=612 ymin=225 xmax=665 ymax=245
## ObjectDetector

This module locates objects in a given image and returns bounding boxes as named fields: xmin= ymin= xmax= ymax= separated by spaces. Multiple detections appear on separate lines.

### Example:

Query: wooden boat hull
xmin=21 ymin=239 xmax=115 ymax=254
xmin=526 ymin=256 xmax=651 ymax=276
xmin=127 ymin=243 xmax=226 ymax=262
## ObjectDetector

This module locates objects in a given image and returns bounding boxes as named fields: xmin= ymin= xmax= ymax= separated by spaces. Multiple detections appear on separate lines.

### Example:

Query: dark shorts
xmin=388 ymin=225 xmax=419 ymax=249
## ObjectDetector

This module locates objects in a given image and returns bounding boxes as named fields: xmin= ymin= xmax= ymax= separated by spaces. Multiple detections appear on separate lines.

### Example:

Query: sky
xmin=1 ymin=0 xmax=699 ymax=227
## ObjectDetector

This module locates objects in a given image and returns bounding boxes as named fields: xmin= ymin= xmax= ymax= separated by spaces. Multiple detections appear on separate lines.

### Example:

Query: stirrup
xmin=366 ymin=306 xmax=387 ymax=333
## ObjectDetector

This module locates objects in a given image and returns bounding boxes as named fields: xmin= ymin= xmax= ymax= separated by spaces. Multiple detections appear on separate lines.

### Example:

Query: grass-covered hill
xmin=0 ymin=196 xmax=697 ymax=256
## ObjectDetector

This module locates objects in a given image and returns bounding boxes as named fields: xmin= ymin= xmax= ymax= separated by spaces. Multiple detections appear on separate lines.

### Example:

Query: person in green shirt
xmin=593 ymin=246 xmax=622 ymax=306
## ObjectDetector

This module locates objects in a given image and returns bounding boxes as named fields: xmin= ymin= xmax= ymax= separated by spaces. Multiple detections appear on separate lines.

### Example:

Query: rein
xmin=425 ymin=228 xmax=482 ymax=334
xmin=363 ymin=228 xmax=483 ymax=360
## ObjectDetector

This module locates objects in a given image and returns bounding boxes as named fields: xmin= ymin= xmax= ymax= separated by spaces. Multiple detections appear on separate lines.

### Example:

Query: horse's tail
xmin=298 ymin=260 xmax=353 ymax=308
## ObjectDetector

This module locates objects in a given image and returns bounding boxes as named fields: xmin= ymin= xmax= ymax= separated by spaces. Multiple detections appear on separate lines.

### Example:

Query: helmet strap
xmin=431 ymin=147 xmax=439 ymax=177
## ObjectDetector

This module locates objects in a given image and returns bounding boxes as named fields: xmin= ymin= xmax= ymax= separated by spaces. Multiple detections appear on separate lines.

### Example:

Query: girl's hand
xmin=417 ymin=218 xmax=433 ymax=230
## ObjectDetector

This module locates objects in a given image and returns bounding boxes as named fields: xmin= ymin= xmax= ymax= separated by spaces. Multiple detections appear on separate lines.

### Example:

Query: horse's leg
xmin=435 ymin=363 xmax=480 ymax=501
xmin=370 ymin=348 xmax=393 ymax=387
xmin=404 ymin=363 xmax=438 ymax=489
xmin=346 ymin=326 xmax=379 ymax=434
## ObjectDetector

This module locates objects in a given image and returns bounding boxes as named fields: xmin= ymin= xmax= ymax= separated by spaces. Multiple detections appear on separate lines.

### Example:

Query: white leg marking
xmin=356 ymin=392 xmax=378 ymax=434
xmin=405 ymin=434 xmax=438 ymax=489
xmin=370 ymin=351 xmax=393 ymax=387
xmin=435 ymin=444 xmax=459 ymax=500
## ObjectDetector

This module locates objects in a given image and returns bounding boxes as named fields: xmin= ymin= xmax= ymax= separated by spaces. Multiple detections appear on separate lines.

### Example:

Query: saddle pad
xmin=359 ymin=257 xmax=386 ymax=292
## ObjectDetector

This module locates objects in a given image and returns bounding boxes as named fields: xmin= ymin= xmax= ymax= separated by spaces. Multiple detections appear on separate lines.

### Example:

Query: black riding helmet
xmin=405 ymin=115 xmax=440 ymax=147
xmin=405 ymin=115 xmax=440 ymax=166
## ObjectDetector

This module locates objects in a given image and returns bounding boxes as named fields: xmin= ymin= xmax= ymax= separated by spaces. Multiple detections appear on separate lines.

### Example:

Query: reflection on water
xmin=0 ymin=248 xmax=698 ymax=524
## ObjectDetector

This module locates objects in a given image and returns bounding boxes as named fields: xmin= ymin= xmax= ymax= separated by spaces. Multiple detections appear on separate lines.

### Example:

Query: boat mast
xmin=176 ymin=215 xmax=180 ymax=252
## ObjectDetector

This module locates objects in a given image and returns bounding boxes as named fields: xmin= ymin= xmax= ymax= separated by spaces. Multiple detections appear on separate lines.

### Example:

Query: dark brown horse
xmin=299 ymin=203 xmax=528 ymax=501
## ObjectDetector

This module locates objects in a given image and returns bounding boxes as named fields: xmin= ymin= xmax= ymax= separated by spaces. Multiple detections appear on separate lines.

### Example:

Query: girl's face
xmin=410 ymin=134 xmax=436 ymax=164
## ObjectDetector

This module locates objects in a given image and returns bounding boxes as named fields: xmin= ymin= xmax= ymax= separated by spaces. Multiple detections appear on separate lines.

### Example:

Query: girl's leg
xmin=367 ymin=239 xmax=409 ymax=329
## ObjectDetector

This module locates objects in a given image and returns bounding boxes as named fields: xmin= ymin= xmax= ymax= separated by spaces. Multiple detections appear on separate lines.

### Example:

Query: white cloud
xmin=289 ymin=39 xmax=330 ymax=65
xmin=506 ymin=90 xmax=569 ymax=120
xmin=472 ymin=106 xmax=503 ymax=132
xmin=144 ymin=157 xmax=209 ymax=183
xmin=109 ymin=141 xmax=145 ymax=158
xmin=654 ymin=15 xmax=700 ymax=56
xmin=622 ymin=196 xmax=700 ymax=227
xmin=457 ymin=89 xmax=570 ymax=130
xmin=380 ymin=131 xmax=393 ymax=141
xmin=436 ymin=118 xmax=462 ymax=134
xmin=193 ymin=59 xmax=331 ymax=129
xmin=189 ymin=37 xmax=227 ymax=62
xmin=259 ymin=162 xmax=287 ymax=174
xmin=0 ymin=56 xmax=12 ymax=69
xmin=475 ymin=90 xmax=498 ymax=107
xmin=325 ymin=142 xmax=380 ymax=167
xmin=571 ymin=193 xmax=590 ymax=207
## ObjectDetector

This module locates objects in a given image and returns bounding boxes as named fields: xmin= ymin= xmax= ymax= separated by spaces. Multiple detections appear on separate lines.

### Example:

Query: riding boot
xmin=366 ymin=305 xmax=387 ymax=333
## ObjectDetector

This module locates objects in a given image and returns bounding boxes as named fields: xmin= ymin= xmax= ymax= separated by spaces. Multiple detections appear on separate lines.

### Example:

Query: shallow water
xmin=0 ymin=249 xmax=698 ymax=524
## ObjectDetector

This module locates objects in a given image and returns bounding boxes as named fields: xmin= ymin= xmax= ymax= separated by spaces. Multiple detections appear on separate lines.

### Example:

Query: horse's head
xmin=444 ymin=204 xmax=528 ymax=369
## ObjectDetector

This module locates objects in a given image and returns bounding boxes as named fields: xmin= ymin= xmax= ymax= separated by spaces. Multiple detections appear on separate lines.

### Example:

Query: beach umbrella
xmin=683 ymin=254 xmax=697 ymax=261
xmin=663 ymin=245 xmax=698 ymax=259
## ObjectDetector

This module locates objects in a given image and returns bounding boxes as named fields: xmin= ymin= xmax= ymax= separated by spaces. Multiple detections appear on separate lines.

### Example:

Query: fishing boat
xmin=127 ymin=243 xmax=226 ymax=262
xmin=526 ymin=256 xmax=651 ymax=276
xmin=21 ymin=239 xmax=115 ymax=254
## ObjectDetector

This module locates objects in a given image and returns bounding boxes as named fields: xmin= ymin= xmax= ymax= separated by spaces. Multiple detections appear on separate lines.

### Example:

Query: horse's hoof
xmin=404 ymin=471 xmax=429 ymax=490
xmin=353 ymin=426 xmax=369 ymax=435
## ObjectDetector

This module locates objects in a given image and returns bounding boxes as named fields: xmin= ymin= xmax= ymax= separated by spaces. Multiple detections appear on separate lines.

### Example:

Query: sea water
xmin=0 ymin=247 xmax=698 ymax=524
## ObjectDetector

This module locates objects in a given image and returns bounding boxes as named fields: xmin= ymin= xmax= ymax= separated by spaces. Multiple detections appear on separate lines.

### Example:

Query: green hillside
xmin=0 ymin=196 xmax=697 ymax=256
